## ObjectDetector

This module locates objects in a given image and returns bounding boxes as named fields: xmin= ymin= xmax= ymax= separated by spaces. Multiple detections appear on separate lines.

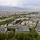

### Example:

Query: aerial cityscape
xmin=0 ymin=0 xmax=40 ymax=40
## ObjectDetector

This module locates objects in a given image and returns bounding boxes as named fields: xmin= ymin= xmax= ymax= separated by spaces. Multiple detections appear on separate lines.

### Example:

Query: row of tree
xmin=0 ymin=27 xmax=40 ymax=40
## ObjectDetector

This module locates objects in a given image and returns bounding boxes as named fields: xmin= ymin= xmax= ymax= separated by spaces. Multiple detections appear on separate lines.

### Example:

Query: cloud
xmin=0 ymin=0 xmax=40 ymax=8
xmin=0 ymin=0 xmax=19 ymax=6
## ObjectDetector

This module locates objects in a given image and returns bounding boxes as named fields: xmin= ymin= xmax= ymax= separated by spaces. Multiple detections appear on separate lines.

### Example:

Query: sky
xmin=0 ymin=0 xmax=40 ymax=9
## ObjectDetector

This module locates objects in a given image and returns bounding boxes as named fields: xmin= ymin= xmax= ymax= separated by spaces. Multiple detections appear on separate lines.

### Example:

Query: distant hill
xmin=0 ymin=6 xmax=25 ymax=11
xmin=0 ymin=6 xmax=40 ymax=11
xmin=0 ymin=6 xmax=26 ymax=16
xmin=0 ymin=6 xmax=40 ymax=16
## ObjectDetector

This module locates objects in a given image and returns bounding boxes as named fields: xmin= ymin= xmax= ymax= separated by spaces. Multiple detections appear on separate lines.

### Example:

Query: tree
xmin=29 ymin=27 xmax=38 ymax=40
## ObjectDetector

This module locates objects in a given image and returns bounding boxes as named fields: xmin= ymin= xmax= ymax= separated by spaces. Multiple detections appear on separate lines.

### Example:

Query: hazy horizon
xmin=0 ymin=0 xmax=40 ymax=9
